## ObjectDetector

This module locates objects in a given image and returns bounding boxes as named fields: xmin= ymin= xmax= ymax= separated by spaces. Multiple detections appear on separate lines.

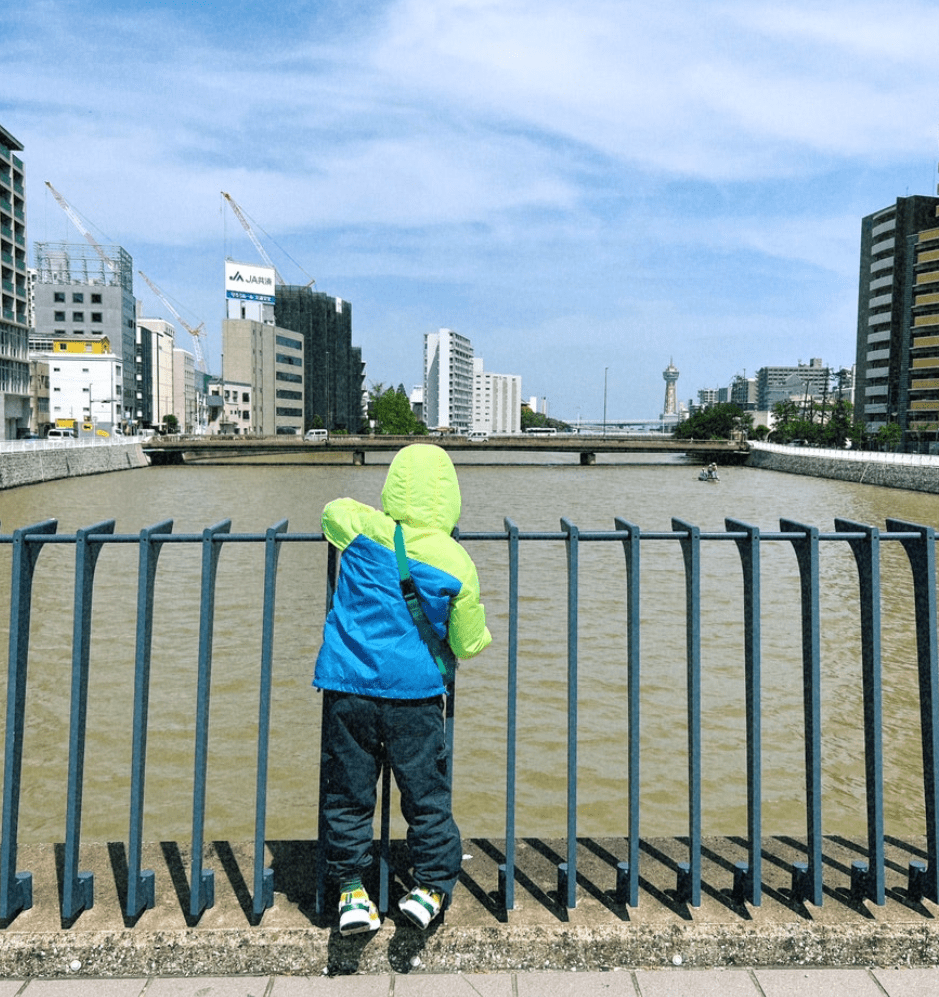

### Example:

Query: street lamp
xmin=603 ymin=367 xmax=609 ymax=438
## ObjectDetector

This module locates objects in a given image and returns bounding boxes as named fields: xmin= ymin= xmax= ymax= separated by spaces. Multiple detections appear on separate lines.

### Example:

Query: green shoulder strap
xmin=393 ymin=523 xmax=449 ymax=678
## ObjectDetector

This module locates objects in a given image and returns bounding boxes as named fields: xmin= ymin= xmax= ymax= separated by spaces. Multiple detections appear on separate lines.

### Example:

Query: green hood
xmin=381 ymin=443 xmax=462 ymax=533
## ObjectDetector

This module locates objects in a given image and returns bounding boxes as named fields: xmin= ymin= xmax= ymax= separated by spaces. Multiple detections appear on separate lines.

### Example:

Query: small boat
xmin=698 ymin=463 xmax=720 ymax=482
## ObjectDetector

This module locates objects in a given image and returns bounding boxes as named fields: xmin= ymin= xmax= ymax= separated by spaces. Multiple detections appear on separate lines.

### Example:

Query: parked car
xmin=47 ymin=428 xmax=75 ymax=439
xmin=305 ymin=429 xmax=329 ymax=444
xmin=467 ymin=431 xmax=490 ymax=442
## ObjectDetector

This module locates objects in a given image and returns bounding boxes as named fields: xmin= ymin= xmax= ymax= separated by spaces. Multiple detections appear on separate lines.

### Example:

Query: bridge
xmin=143 ymin=433 xmax=749 ymax=465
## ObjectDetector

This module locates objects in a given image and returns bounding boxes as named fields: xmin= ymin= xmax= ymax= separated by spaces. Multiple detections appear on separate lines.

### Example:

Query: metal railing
xmin=0 ymin=435 xmax=143 ymax=453
xmin=0 ymin=515 xmax=937 ymax=926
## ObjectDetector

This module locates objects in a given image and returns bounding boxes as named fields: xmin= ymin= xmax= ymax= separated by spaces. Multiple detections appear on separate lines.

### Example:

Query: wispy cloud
xmin=2 ymin=0 xmax=936 ymax=415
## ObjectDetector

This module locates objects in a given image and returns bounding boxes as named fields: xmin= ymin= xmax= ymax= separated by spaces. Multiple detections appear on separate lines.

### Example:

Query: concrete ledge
xmin=3 ymin=837 xmax=939 ymax=977
xmin=746 ymin=443 xmax=939 ymax=494
xmin=0 ymin=443 xmax=148 ymax=491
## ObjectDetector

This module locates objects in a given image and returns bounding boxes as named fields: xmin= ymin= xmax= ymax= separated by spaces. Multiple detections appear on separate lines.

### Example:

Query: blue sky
xmin=3 ymin=0 xmax=937 ymax=420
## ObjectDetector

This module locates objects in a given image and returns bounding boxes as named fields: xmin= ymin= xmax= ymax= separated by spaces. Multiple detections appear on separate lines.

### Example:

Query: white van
xmin=47 ymin=428 xmax=75 ymax=439
xmin=305 ymin=429 xmax=329 ymax=444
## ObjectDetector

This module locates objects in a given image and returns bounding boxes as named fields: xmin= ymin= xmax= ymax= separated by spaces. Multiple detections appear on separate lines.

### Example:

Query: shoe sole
xmin=398 ymin=903 xmax=435 ymax=929
xmin=339 ymin=917 xmax=380 ymax=936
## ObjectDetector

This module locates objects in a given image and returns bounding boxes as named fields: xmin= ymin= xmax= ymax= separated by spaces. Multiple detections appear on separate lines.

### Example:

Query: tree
xmin=164 ymin=414 xmax=179 ymax=434
xmin=875 ymin=421 xmax=903 ymax=451
xmin=369 ymin=383 xmax=427 ymax=435
xmin=672 ymin=403 xmax=751 ymax=440
xmin=520 ymin=407 xmax=570 ymax=433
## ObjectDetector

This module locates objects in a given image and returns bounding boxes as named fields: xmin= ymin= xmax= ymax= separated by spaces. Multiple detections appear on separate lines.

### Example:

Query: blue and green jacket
xmin=314 ymin=443 xmax=492 ymax=698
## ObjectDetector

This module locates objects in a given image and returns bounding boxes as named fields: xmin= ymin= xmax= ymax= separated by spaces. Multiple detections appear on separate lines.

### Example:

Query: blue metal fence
xmin=0 ymin=515 xmax=937 ymax=925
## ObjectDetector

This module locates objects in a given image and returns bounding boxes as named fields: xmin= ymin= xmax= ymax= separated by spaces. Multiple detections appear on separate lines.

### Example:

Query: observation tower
xmin=662 ymin=359 xmax=679 ymax=417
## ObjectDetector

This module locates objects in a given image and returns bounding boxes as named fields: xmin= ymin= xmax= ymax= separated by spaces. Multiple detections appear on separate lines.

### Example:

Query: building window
xmin=54 ymin=292 xmax=65 ymax=302
xmin=91 ymin=293 xmax=101 ymax=304
xmin=91 ymin=312 xmax=102 ymax=323
xmin=242 ymin=393 xmax=249 ymax=403
xmin=72 ymin=293 xmax=83 ymax=303
xmin=54 ymin=311 xmax=65 ymax=321
xmin=72 ymin=312 xmax=84 ymax=322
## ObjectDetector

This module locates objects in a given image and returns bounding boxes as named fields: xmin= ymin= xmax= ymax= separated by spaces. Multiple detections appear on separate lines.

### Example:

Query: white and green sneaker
xmin=338 ymin=884 xmax=381 ymax=936
xmin=398 ymin=885 xmax=444 ymax=929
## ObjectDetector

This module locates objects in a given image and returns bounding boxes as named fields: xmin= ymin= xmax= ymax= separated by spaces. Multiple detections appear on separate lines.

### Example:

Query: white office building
xmin=423 ymin=328 xmax=474 ymax=433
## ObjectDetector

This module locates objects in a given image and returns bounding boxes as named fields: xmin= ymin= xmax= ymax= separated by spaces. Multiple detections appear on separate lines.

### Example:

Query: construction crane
xmin=45 ymin=180 xmax=120 ymax=277
xmin=137 ymin=270 xmax=209 ymax=374
xmin=221 ymin=191 xmax=287 ymax=285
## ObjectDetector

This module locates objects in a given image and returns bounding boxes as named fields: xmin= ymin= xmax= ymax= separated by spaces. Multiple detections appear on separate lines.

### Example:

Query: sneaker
xmin=398 ymin=885 xmax=444 ymax=929
xmin=338 ymin=885 xmax=381 ymax=936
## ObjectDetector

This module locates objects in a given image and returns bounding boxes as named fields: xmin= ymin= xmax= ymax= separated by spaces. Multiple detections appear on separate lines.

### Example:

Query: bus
xmin=525 ymin=426 xmax=558 ymax=436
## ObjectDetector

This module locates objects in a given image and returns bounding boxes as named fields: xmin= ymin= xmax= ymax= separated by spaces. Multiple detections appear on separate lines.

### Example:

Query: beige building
xmin=222 ymin=318 xmax=305 ymax=435
xmin=137 ymin=315 xmax=175 ymax=429
xmin=173 ymin=347 xmax=196 ymax=434
xmin=472 ymin=358 xmax=521 ymax=434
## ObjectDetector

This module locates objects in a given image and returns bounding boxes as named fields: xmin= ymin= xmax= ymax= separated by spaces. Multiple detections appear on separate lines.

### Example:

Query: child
xmin=314 ymin=443 xmax=492 ymax=935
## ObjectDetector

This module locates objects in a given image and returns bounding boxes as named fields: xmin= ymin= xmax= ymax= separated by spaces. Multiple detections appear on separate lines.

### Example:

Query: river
xmin=0 ymin=451 xmax=936 ymax=846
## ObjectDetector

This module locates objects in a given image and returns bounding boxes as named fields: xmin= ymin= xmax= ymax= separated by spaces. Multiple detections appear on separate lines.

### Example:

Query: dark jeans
xmin=321 ymin=690 xmax=462 ymax=898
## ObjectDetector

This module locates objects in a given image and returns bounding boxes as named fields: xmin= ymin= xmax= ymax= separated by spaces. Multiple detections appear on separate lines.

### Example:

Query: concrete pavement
xmin=1 ymin=835 xmax=939 ymax=981
xmin=4 ymin=969 xmax=939 ymax=996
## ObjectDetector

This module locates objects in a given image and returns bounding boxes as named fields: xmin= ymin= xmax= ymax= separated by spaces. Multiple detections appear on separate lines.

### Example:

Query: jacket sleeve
xmin=448 ymin=557 xmax=492 ymax=659
xmin=321 ymin=498 xmax=377 ymax=552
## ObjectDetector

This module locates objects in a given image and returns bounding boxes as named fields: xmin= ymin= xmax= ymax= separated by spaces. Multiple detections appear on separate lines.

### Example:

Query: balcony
xmin=910 ymin=377 xmax=939 ymax=391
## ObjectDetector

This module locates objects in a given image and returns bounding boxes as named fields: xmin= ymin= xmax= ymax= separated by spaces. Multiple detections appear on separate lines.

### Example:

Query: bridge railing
xmin=0 ymin=515 xmax=936 ymax=924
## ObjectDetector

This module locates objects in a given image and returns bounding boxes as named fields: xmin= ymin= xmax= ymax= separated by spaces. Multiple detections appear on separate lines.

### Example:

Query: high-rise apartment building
xmin=33 ymin=240 xmax=137 ymax=424
xmin=274 ymin=285 xmax=363 ymax=432
xmin=472 ymin=358 xmax=521 ymax=434
xmin=0 ymin=124 xmax=31 ymax=438
xmin=424 ymin=328 xmax=473 ymax=433
xmin=854 ymin=195 xmax=939 ymax=437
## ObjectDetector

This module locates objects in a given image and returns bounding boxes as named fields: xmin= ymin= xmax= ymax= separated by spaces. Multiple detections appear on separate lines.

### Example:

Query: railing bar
xmin=560 ymin=517 xmax=579 ymax=909
xmin=673 ymin=517 xmax=702 ymax=908
xmin=780 ymin=518 xmax=824 ymax=907
xmin=501 ymin=517 xmax=520 ymax=910
xmin=253 ymin=519 xmax=288 ymax=917
xmin=835 ymin=518 xmax=885 ymax=906
xmin=314 ymin=544 xmax=340 ymax=917
xmin=62 ymin=519 xmax=116 ymax=922
xmin=886 ymin=518 xmax=939 ymax=904
xmin=125 ymin=519 xmax=173 ymax=919
xmin=188 ymin=519 xmax=232 ymax=919
xmin=0 ymin=519 xmax=57 ymax=921
xmin=726 ymin=518 xmax=762 ymax=907
xmin=615 ymin=517 xmax=641 ymax=908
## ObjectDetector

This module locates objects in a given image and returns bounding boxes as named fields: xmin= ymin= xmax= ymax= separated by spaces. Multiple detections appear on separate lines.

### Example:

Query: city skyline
xmin=3 ymin=0 xmax=937 ymax=420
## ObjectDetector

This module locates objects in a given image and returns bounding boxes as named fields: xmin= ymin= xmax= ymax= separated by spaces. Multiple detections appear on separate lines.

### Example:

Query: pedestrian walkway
xmin=4 ymin=968 xmax=939 ymax=997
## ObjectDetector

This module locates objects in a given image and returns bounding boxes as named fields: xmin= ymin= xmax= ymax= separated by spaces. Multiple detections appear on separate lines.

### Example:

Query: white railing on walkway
xmin=0 ymin=435 xmax=144 ymax=455
xmin=749 ymin=440 xmax=939 ymax=467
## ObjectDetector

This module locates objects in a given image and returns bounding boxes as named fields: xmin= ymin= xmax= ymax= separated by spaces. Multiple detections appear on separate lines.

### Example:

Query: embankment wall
xmin=0 ymin=442 xmax=149 ymax=491
xmin=746 ymin=441 xmax=939 ymax=494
